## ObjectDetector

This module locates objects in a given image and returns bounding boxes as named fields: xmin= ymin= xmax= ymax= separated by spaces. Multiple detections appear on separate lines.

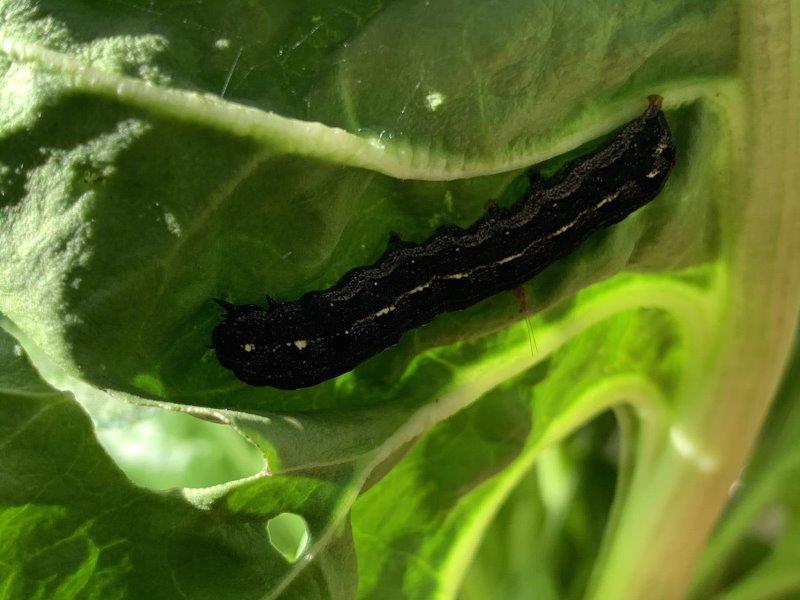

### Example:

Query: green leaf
xmin=350 ymin=309 xmax=676 ymax=599
xmin=0 ymin=327 xmax=359 ymax=599
xmin=1 ymin=0 xmax=724 ymax=411
xmin=1 ymin=1 xmax=799 ymax=600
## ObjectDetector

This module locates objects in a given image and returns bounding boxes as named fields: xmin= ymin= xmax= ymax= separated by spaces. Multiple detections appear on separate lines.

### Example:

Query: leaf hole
xmin=267 ymin=513 xmax=310 ymax=562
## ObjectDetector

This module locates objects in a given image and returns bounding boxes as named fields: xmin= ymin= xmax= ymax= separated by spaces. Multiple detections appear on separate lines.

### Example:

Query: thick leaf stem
xmin=588 ymin=2 xmax=800 ymax=598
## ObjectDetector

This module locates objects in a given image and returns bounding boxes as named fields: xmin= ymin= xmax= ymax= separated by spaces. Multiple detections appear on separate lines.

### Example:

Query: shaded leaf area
xmin=0 ymin=326 xmax=54 ymax=396
xmin=459 ymin=419 xmax=618 ymax=600
xmin=692 ymin=330 xmax=800 ymax=600
xmin=0 ymin=328 xmax=359 ymax=599
xmin=349 ymin=310 xmax=679 ymax=599
xmin=0 ymin=69 xmax=715 ymax=411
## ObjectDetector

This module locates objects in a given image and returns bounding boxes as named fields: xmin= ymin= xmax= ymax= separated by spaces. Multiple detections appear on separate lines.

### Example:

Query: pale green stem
xmin=588 ymin=2 xmax=800 ymax=598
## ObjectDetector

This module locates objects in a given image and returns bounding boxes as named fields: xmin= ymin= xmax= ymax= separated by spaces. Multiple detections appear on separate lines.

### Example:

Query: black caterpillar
xmin=212 ymin=96 xmax=676 ymax=389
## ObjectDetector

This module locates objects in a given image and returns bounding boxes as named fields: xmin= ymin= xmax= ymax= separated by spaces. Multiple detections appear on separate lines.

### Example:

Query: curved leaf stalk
xmin=588 ymin=3 xmax=800 ymax=598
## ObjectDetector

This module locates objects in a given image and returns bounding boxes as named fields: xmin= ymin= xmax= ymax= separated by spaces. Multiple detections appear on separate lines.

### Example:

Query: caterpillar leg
xmin=511 ymin=287 xmax=537 ymax=355
xmin=511 ymin=286 xmax=529 ymax=314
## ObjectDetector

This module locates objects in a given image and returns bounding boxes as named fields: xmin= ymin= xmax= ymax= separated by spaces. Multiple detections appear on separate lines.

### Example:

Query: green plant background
xmin=1 ymin=1 xmax=798 ymax=599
